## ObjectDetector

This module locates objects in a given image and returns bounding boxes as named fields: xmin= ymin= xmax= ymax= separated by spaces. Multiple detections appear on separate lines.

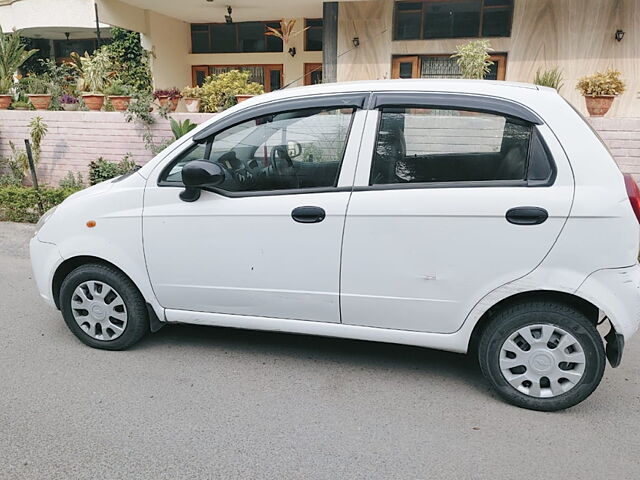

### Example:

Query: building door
xmin=304 ymin=63 xmax=323 ymax=85
xmin=392 ymin=54 xmax=507 ymax=80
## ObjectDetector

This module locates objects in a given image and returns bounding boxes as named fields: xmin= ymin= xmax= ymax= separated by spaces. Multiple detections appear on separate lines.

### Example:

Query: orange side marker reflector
xmin=86 ymin=220 xmax=96 ymax=228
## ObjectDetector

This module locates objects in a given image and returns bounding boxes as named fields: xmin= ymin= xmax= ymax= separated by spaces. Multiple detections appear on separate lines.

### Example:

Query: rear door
xmin=340 ymin=93 xmax=574 ymax=333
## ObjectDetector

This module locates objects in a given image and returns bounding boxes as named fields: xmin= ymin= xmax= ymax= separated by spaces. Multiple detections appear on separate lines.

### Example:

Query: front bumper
xmin=29 ymin=236 xmax=63 ymax=309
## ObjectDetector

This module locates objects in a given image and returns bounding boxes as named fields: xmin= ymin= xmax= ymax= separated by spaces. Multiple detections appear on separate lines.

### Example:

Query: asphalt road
xmin=1 ymin=221 xmax=639 ymax=479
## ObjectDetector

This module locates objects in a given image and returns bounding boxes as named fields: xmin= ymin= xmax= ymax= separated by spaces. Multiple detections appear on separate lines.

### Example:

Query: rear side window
xmin=371 ymin=107 xmax=552 ymax=185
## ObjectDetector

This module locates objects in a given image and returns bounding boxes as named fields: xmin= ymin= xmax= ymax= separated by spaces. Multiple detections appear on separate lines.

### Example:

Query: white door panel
xmin=144 ymin=189 xmax=350 ymax=322
xmin=341 ymin=185 xmax=573 ymax=333
xmin=142 ymin=105 xmax=365 ymax=323
xmin=341 ymin=107 xmax=574 ymax=334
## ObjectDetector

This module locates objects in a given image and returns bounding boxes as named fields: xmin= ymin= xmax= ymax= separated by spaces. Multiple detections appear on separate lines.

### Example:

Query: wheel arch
xmin=467 ymin=290 xmax=601 ymax=354
xmin=52 ymin=256 xmax=129 ymax=309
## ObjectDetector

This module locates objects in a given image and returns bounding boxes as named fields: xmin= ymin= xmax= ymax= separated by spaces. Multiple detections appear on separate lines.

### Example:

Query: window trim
xmin=367 ymin=103 xmax=556 ymax=189
xmin=194 ymin=92 xmax=369 ymax=143
xmin=392 ymin=0 xmax=514 ymax=41
xmin=370 ymin=91 xmax=543 ymax=125
xmin=160 ymin=98 xmax=363 ymax=197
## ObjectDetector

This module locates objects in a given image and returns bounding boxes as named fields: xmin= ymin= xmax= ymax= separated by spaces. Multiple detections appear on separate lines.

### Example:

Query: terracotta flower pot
xmin=82 ymin=94 xmax=105 ymax=111
xmin=108 ymin=95 xmax=132 ymax=111
xmin=158 ymin=95 xmax=180 ymax=112
xmin=184 ymin=97 xmax=201 ymax=113
xmin=235 ymin=94 xmax=254 ymax=103
xmin=0 ymin=95 xmax=11 ymax=110
xmin=27 ymin=94 xmax=52 ymax=110
xmin=584 ymin=95 xmax=615 ymax=117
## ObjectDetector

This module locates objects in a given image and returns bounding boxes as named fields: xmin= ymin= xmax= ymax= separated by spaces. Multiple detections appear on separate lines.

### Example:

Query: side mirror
xmin=287 ymin=141 xmax=302 ymax=158
xmin=180 ymin=160 xmax=225 ymax=202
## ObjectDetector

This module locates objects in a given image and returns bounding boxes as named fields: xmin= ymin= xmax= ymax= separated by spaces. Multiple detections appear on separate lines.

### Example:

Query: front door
xmin=340 ymin=95 xmax=573 ymax=333
xmin=143 ymin=103 xmax=362 ymax=323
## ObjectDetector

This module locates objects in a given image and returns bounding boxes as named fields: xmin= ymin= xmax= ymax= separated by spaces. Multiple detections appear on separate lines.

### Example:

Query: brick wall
xmin=0 ymin=111 xmax=215 ymax=186
xmin=588 ymin=118 xmax=640 ymax=181
xmin=1 ymin=110 xmax=639 ymax=186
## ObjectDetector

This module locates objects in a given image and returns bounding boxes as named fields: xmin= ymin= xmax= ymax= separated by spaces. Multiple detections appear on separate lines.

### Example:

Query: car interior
xmin=162 ymin=107 xmax=352 ymax=192
xmin=371 ymin=108 xmax=533 ymax=185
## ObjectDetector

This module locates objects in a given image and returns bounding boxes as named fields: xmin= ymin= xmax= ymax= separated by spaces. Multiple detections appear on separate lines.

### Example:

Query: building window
xmin=191 ymin=65 xmax=283 ymax=92
xmin=393 ymin=0 xmax=513 ymax=40
xmin=191 ymin=22 xmax=283 ymax=53
xmin=392 ymin=54 xmax=507 ymax=80
xmin=305 ymin=19 xmax=323 ymax=51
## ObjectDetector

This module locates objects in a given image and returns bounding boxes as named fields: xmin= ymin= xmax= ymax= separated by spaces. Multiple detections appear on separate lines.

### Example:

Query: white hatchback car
xmin=31 ymin=80 xmax=640 ymax=411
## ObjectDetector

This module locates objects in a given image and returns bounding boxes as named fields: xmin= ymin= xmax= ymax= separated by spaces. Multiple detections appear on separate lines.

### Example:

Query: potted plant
xmin=199 ymin=70 xmax=264 ymax=113
xmin=451 ymin=40 xmax=494 ymax=79
xmin=0 ymin=87 xmax=11 ymax=109
xmin=533 ymin=66 xmax=564 ymax=92
xmin=11 ymin=99 xmax=29 ymax=110
xmin=576 ymin=69 xmax=626 ymax=117
xmin=70 ymin=50 xmax=113 ymax=111
xmin=104 ymin=80 xmax=133 ymax=111
xmin=0 ymin=26 xmax=38 ymax=110
xmin=60 ymin=93 xmax=79 ymax=111
xmin=153 ymin=88 xmax=181 ymax=112
xmin=180 ymin=86 xmax=202 ymax=113
xmin=21 ymin=74 xmax=53 ymax=110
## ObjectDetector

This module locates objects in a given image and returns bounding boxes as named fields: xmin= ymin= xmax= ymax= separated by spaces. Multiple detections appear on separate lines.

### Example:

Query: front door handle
xmin=291 ymin=206 xmax=326 ymax=224
xmin=506 ymin=206 xmax=548 ymax=225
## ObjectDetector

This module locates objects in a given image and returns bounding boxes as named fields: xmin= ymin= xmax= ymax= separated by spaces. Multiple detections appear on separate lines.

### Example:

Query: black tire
xmin=478 ymin=300 xmax=606 ymax=411
xmin=59 ymin=263 xmax=149 ymax=350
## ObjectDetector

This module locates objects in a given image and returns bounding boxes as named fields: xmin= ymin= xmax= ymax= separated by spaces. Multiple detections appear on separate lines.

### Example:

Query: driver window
xmin=160 ymin=106 xmax=355 ymax=193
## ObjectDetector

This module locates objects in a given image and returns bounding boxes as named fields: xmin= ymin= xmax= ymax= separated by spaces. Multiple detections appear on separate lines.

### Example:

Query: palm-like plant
xmin=265 ymin=19 xmax=309 ymax=44
xmin=451 ymin=40 xmax=494 ymax=80
xmin=70 ymin=50 xmax=114 ymax=93
xmin=0 ymin=25 xmax=38 ymax=94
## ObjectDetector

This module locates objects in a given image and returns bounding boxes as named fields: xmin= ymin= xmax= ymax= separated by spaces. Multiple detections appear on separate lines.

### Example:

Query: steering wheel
xmin=269 ymin=145 xmax=299 ymax=188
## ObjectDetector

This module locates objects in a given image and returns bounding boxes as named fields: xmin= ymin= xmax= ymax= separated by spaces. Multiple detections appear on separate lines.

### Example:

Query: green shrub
xmin=88 ymin=154 xmax=138 ymax=185
xmin=58 ymin=171 xmax=84 ymax=189
xmin=170 ymin=118 xmax=197 ymax=140
xmin=103 ymin=27 xmax=152 ymax=93
xmin=200 ymin=70 xmax=264 ymax=112
xmin=0 ymin=145 xmax=26 ymax=185
xmin=451 ymin=40 xmax=494 ymax=80
xmin=0 ymin=186 xmax=80 ymax=222
xmin=576 ymin=69 xmax=626 ymax=97
xmin=534 ymin=67 xmax=564 ymax=92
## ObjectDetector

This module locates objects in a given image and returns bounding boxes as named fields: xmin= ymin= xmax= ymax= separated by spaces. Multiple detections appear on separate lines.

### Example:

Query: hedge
xmin=0 ymin=186 xmax=81 ymax=223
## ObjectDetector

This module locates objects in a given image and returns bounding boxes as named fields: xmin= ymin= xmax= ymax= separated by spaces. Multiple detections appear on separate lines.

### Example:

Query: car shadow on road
xmin=136 ymin=322 xmax=488 ymax=393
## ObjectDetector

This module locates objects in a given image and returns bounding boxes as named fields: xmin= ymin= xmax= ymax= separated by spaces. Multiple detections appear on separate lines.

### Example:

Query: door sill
xmin=165 ymin=309 xmax=468 ymax=353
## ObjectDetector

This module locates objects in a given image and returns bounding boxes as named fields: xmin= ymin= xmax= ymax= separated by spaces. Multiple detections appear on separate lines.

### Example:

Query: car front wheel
xmin=478 ymin=300 xmax=606 ymax=411
xmin=59 ymin=263 xmax=149 ymax=350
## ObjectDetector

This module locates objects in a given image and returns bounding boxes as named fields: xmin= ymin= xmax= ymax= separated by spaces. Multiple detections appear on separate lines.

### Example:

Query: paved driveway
xmin=1 ymin=221 xmax=639 ymax=479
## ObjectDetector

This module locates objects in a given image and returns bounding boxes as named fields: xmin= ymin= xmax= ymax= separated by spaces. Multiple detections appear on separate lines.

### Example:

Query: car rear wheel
xmin=60 ymin=264 xmax=149 ymax=350
xmin=478 ymin=300 xmax=606 ymax=411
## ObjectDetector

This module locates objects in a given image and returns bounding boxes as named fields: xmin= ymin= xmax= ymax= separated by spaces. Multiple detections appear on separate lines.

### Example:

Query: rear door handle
xmin=291 ymin=206 xmax=326 ymax=224
xmin=506 ymin=206 xmax=548 ymax=225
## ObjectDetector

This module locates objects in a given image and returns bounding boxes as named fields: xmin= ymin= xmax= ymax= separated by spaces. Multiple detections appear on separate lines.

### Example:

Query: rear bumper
xmin=29 ymin=236 xmax=63 ymax=309
xmin=576 ymin=264 xmax=640 ymax=341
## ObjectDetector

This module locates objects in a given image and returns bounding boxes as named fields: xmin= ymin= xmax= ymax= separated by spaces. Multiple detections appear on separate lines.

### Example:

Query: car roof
xmin=239 ymin=79 xmax=541 ymax=108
